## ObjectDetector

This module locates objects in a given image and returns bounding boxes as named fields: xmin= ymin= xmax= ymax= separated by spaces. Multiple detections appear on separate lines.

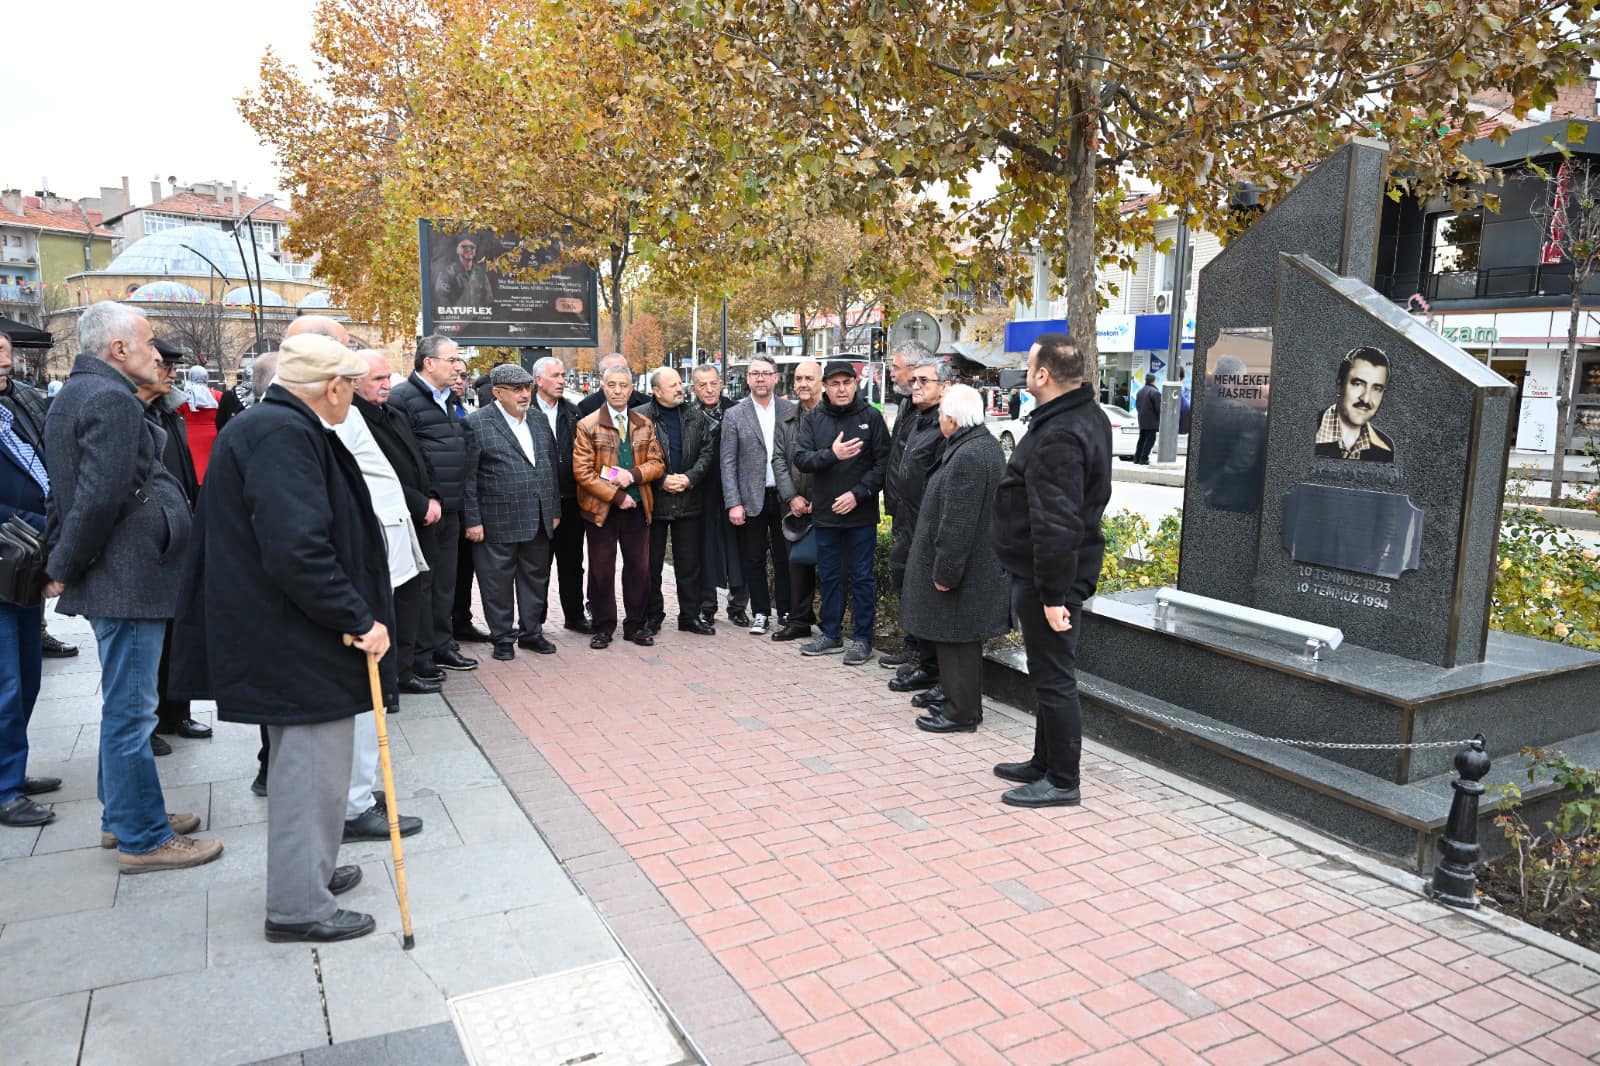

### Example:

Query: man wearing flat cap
xmin=463 ymin=363 xmax=560 ymax=660
xmin=173 ymin=332 xmax=394 ymax=942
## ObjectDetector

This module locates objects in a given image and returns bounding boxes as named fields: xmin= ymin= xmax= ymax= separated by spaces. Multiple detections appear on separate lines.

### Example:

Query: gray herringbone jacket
xmin=462 ymin=403 xmax=559 ymax=543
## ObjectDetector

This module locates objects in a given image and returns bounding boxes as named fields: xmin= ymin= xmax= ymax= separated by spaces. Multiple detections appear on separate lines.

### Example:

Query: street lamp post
xmin=227 ymin=196 xmax=278 ymax=355
xmin=179 ymin=242 xmax=229 ymax=368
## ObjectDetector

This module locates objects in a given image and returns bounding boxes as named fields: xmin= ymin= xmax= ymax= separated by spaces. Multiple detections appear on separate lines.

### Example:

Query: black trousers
xmin=542 ymin=496 xmax=587 ymax=627
xmin=738 ymin=489 xmax=789 ymax=618
xmin=1133 ymin=428 xmax=1157 ymax=464
xmin=419 ymin=510 xmax=462 ymax=655
xmin=1012 ymin=575 xmax=1083 ymax=789
xmin=155 ymin=619 xmax=188 ymax=729
xmin=452 ymin=524 xmax=478 ymax=628
xmin=393 ymin=571 xmax=432 ymax=681
xmin=648 ymin=514 xmax=704 ymax=627
xmin=787 ymin=561 xmax=817 ymax=625
xmin=933 ymin=641 xmax=983 ymax=724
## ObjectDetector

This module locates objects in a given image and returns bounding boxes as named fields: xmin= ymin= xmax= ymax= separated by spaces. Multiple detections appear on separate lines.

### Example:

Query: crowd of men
xmin=0 ymin=304 xmax=1111 ymax=943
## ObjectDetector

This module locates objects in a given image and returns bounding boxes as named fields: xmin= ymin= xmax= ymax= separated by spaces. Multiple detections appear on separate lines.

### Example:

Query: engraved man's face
xmin=1337 ymin=358 xmax=1387 ymax=430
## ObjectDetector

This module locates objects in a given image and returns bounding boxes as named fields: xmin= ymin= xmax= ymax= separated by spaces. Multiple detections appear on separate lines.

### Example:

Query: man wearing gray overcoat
xmin=900 ymin=384 xmax=1011 ymax=733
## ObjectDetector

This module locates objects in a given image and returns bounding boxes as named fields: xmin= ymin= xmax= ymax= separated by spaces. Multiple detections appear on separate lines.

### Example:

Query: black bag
xmin=0 ymin=513 xmax=47 ymax=607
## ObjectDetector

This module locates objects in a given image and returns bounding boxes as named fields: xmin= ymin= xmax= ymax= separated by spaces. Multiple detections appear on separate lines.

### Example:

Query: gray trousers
xmin=266 ymin=716 xmax=355 ymax=925
xmin=474 ymin=532 xmax=552 ymax=644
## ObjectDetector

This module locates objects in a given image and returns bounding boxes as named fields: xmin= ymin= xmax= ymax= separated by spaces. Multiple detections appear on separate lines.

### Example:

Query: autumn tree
xmin=621 ymin=311 xmax=666 ymax=372
xmin=1532 ymin=154 xmax=1600 ymax=502
xmin=633 ymin=1 xmax=1599 ymax=364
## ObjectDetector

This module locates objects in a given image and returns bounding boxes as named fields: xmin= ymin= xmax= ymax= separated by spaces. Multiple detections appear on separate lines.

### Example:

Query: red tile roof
xmin=0 ymin=203 xmax=118 ymax=237
xmin=138 ymin=190 xmax=292 ymax=224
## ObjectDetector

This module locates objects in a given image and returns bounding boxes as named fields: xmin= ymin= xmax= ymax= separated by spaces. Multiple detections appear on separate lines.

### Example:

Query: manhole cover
xmin=449 ymin=959 xmax=694 ymax=1066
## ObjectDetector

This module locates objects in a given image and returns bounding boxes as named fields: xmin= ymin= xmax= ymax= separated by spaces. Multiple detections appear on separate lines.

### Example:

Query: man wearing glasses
xmin=718 ymin=356 xmax=794 ymax=635
xmin=389 ymin=335 xmax=479 ymax=675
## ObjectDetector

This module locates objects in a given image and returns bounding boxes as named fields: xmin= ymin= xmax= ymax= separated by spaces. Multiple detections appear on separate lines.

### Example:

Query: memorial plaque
xmin=1280 ymin=484 xmax=1422 ymax=578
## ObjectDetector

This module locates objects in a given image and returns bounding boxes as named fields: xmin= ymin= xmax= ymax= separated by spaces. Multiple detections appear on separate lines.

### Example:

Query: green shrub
xmin=1491 ymin=748 xmax=1600 ymax=918
xmin=1492 ymin=509 xmax=1600 ymax=651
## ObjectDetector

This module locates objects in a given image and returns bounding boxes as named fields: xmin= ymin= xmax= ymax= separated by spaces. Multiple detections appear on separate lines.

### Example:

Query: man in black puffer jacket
xmin=387 ymin=335 xmax=478 ymax=674
xmin=792 ymin=361 xmax=890 ymax=666
xmin=991 ymin=333 xmax=1112 ymax=810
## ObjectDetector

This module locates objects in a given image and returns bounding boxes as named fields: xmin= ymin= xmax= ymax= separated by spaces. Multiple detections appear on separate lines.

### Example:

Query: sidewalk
xmin=2 ymin=611 xmax=681 ymax=1066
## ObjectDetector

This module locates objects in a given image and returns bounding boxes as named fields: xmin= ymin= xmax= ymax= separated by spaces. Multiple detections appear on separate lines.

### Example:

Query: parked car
xmin=987 ymin=402 xmax=1182 ymax=460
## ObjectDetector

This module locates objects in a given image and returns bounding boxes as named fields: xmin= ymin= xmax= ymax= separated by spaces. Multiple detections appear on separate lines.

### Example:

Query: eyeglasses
xmin=747 ymin=371 xmax=776 ymax=378
xmin=911 ymin=374 xmax=939 ymax=386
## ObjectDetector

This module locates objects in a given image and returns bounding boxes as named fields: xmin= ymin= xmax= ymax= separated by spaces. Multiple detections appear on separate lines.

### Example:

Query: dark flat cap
xmin=490 ymin=363 xmax=535 ymax=386
xmin=153 ymin=338 xmax=186 ymax=360
xmin=822 ymin=360 xmax=856 ymax=381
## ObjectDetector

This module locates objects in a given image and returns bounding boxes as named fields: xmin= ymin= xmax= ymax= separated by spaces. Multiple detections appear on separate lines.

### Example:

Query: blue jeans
xmin=89 ymin=617 xmax=173 ymax=854
xmin=815 ymin=524 xmax=876 ymax=642
xmin=0 ymin=602 xmax=44 ymax=804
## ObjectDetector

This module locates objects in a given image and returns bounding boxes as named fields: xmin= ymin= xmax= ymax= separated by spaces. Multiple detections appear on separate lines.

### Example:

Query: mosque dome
xmin=223 ymin=286 xmax=289 ymax=307
xmin=104 ymin=225 xmax=292 ymax=282
xmin=297 ymin=289 xmax=342 ymax=310
xmin=126 ymin=281 xmax=204 ymax=303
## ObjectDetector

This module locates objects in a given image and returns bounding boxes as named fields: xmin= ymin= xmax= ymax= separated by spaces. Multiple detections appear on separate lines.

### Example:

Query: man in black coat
xmin=793 ymin=361 xmax=891 ymax=666
xmin=576 ymin=352 xmax=650 ymax=416
xmin=690 ymin=365 xmax=749 ymax=626
xmin=879 ymin=341 xmax=928 ymax=669
xmin=353 ymin=350 xmax=445 ymax=694
xmin=387 ymin=334 xmax=479 ymax=673
xmin=991 ymin=333 xmax=1112 ymax=809
xmin=174 ymin=334 xmax=393 ymax=942
xmin=883 ymin=356 xmax=950 ymax=694
xmin=640 ymin=366 xmax=717 ymax=637
xmin=530 ymin=355 xmax=590 ymax=633
xmin=1133 ymin=373 xmax=1161 ymax=464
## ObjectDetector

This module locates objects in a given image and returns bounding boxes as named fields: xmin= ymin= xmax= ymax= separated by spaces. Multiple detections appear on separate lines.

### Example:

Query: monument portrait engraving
xmin=1313 ymin=346 xmax=1395 ymax=462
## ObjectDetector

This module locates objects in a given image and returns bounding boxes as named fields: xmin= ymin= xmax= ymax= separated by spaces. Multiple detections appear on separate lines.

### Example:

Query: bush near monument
xmin=1485 ymin=748 xmax=1600 ymax=952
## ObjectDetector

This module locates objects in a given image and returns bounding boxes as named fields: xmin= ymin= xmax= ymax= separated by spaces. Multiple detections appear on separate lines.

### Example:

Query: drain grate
xmin=448 ymin=959 xmax=694 ymax=1066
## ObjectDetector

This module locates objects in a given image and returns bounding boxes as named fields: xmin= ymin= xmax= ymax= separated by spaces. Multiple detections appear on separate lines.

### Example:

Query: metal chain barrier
xmin=1126 ymin=704 xmax=1477 ymax=751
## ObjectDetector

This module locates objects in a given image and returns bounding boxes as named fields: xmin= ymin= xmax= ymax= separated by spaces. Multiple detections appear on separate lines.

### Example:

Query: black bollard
xmin=1426 ymin=734 xmax=1491 ymax=909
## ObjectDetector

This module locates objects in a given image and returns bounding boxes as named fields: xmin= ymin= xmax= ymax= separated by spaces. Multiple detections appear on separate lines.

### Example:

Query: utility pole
xmin=1158 ymin=213 xmax=1191 ymax=465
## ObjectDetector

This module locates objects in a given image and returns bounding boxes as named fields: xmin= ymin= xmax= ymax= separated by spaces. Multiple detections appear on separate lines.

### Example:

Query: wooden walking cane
xmin=344 ymin=633 xmax=416 ymax=949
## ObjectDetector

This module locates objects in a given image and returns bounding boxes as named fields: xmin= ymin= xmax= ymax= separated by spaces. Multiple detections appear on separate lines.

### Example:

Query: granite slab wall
xmin=1252 ymin=255 xmax=1513 ymax=667
xmin=1178 ymin=139 xmax=1390 ymax=605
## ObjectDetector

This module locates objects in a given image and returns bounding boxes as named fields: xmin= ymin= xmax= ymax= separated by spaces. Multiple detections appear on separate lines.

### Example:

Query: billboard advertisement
xmin=418 ymin=221 xmax=599 ymax=347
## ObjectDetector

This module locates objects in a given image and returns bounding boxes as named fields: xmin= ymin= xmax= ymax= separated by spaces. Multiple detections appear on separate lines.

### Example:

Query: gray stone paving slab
xmin=0 ymin=846 xmax=119 ymax=924
xmin=318 ymin=933 xmax=453 ymax=1044
xmin=22 ymin=724 xmax=82 ymax=765
xmin=0 ymin=891 xmax=207 ymax=1006
xmin=209 ymin=775 xmax=271 ymax=830
xmin=392 ymin=691 xmax=453 ymax=719
xmin=80 ymin=952 xmax=327 ymax=1066
xmin=438 ymin=785 xmax=542 ymax=846
xmin=503 ymin=895 xmax=624 ymax=977
xmin=394 ymin=840 xmax=575 ymax=927
xmin=0 ymin=822 xmax=41 ymax=860
xmin=302 ymin=1023 xmax=468 ymax=1066
xmin=330 ymin=794 xmax=460 ymax=864
xmin=398 ymin=912 xmax=544 ymax=998
xmin=395 ymin=716 xmax=480 ymax=754
xmin=205 ymin=862 xmax=400 ymax=969
xmin=26 ymin=696 xmax=102 ymax=728
xmin=0 ymin=991 xmax=89 ymax=1066
xmin=384 ymin=746 xmax=501 ymax=794
xmin=110 ymin=820 xmax=273 ymax=904
xmin=32 ymin=782 xmax=210 ymax=856
xmin=17 ymin=755 xmax=100 ymax=804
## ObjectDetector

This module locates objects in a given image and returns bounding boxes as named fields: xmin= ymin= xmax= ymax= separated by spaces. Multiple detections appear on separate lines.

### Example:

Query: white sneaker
xmin=749 ymin=613 xmax=768 ymax=634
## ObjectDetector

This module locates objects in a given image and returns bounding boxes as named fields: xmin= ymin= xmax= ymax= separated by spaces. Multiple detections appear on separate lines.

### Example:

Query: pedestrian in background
xmin=902 ymin=384 xmax=1009 ymax=733
xmin=1133 ymin=372 xmax=1161 ymax=464
xmin=991 ymin=333 xmax=1112 ymax=808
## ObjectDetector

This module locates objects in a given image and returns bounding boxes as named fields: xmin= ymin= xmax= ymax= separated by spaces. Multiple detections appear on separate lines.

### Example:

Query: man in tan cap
xmin=173 ymin=332 xmax=396 ymax=942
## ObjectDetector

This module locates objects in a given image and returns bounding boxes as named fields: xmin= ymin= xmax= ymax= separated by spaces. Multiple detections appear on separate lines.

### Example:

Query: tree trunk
xmin=1060 ymin=110 xmax=1100 ymax=377
xmin=1549 ymin=288 xmax=1581 ymax=505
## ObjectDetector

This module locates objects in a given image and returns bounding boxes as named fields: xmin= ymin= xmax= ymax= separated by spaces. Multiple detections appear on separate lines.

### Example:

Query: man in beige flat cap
xmin=172 ymin=333 xmax=396 ymax=943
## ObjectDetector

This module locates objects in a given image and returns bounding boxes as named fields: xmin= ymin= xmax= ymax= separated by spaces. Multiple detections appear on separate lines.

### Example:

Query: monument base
xmin=982 ymin=590 xmax=1600 ymax=871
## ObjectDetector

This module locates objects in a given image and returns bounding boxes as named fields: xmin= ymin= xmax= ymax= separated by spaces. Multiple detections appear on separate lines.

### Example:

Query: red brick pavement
xmin=459 ymin=610 xmax=1600 ymax=1064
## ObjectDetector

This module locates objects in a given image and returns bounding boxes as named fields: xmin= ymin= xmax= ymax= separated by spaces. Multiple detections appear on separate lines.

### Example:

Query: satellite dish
xmin=889 ymin=310 xmax=942 ymax=354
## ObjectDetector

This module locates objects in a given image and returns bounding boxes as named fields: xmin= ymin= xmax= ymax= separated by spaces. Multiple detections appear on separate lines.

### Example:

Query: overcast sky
xmin=3 ymin=0 xmax=320 ymax=205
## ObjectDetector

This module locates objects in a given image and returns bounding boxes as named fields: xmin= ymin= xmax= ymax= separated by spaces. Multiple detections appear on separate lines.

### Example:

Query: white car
xmin=987 ymin=403 xmax=1142 ymax=460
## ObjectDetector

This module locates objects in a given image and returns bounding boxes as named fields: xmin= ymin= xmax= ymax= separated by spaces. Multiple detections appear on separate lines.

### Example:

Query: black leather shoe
xmin=41 ymin=632 xmax=79 ymax=658
xmin=414 ymin=667 xmax=445 ymax=682
xmin=770 ymin=622 xmax=811 ymax=642
xmin=626 ymin=631 xmax=655 ymax=647
xmin=21 ymin=776 xmax=61 ymax=796
xmin=250 ymin=772 xmax=268 ymax=797
xmin=641 ymin=619 xmax=663 ymax=637
xmin=888 ymin=668 xmax=938 ymax=693
xmin=150 ymin=733 xmax=172 ymax=756
xmin=264 ymin=908 xmax=376 ymax=943
xmin=343 ymin=805 xmax=422 ymax=841
xmin=678 ymin=618 xmax=716 ymax=636
xmin=911 ymin=684 xmax=946 ymax=708
xmin=452 ymin=622 xmax=493 ymax=643
xmin=155 ymin=718 xmax=214 ymax=739
xmin=590 ymin=633 xmax=613 ymax=649
xmin=1001 ymin=778 xmax=1082 ymax=808
xmin=518 ymin=634 xmax=558 ymax=654
xmin=434 ymin=649 xmax=479 ymax=671
xmin=399 ymin=676 xmax=443 ymax=694
xmin=728 ymin=607 xmax=751 ymax=627
xmin=329 ymin=865 xmax=363 ymax=895
xmin=993 ymin=761 xmax=1047 ymax=784
xmin=878 ymin=648 xmax=915 ymax=669
xmin=917 ymin=713 xmax=978 ymax=734
xmin=491 ymin=644 xmax=515 ymax=661
xmin=563 ymin=618 xmax=594 ymax=634
xmin=0 ymin=795 xmax=54 ymax=827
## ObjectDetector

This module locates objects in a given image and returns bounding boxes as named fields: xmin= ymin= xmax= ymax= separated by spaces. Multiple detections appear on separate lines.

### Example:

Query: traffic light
xmin=697 ymin=347 xmax=708 ymax=362
xmin=870 ymin=326 xmax=886 ymax=361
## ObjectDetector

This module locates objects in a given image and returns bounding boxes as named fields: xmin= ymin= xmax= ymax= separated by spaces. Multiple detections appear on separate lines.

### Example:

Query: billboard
xmin=418 ymin=221 xmax=599 ymax=347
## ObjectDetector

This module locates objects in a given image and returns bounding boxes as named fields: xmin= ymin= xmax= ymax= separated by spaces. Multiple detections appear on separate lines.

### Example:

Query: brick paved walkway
xmin=454 ymin=594 xmax=1600 ymax=1065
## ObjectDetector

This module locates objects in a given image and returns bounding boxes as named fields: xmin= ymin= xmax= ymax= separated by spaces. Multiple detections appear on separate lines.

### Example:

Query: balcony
xmin=0 ymin=282 xmax=39 ymax=304
xmin=1380 ymin=264 xmax=1600 ymax=305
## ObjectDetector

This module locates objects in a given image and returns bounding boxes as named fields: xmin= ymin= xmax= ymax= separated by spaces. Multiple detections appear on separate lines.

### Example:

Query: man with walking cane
xmin=173 ymin=334 xmax=395 ymax=942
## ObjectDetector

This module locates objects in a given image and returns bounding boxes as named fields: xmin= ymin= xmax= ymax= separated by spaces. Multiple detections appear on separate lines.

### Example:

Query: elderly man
xmin=576 ymin=352 xmax=649 ymax=417
xmin=574 ymin=364 xmax=664 ymax=648
xmin=770 ymin=358 xmax=822 ymax=641
xmin=530 ymin=356 xmax=589 ymax=633
xmin=389 ymin=335 xmax=478 ymax=673
xmin=691 ymin=364 xmax=749 ymax=627
xmin=463 ymin=364 xmax=560 ymax=660
xmin=43 ymin=303 xmax=216 ymax=869
xmin=878 ymin=340 xmax=931 ymax=670
xmin=351 ymin=350 xmax=443 ymax=695
xmin=640 ymin=366 xmax=716 ymax=637
xmin=720 ymin=355 xmax=794 ymax=634
xmin=175 ymin=333 xmax=392 ymax=941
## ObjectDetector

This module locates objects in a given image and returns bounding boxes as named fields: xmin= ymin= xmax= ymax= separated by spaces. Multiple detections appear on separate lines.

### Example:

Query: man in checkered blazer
xmin=462 ymin=364 xmax=561 ymax=661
